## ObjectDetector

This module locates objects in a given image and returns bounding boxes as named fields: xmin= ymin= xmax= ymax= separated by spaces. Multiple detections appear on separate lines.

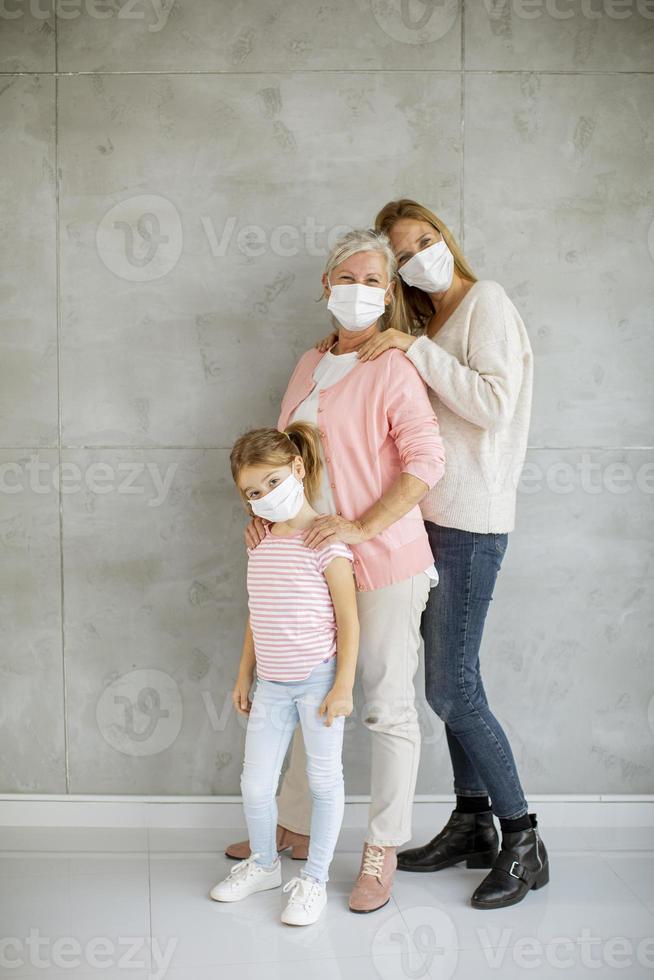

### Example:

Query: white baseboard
xmin=0 ymin=794 xmax=652 ymax=829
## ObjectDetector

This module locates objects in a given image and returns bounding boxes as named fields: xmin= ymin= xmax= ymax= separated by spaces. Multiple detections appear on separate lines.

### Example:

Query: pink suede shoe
xmin=349 ymin=843 xmax=397 ymax=913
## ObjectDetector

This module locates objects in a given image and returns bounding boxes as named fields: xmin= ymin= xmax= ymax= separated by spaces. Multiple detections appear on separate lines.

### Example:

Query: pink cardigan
xmin=277 ymin=347 xmax=446 ymax=591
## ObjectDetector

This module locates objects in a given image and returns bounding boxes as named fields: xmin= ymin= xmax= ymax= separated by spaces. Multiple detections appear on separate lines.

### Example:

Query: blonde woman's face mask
xmin=398 ymin=239 xmax=454 ymax=293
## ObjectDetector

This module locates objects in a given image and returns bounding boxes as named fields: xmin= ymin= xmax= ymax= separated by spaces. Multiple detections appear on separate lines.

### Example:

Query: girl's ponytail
xmin=283 ymin=420 xmax=323 ymax=506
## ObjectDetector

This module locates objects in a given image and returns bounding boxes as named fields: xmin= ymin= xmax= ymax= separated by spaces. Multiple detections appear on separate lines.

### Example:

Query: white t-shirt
xmin=290 ymin=347 xmax=439 ymax=588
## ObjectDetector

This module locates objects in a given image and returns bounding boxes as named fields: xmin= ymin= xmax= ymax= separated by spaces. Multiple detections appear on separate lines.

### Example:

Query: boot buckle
xmin=509 ymin=860 xmax=521 ymax=878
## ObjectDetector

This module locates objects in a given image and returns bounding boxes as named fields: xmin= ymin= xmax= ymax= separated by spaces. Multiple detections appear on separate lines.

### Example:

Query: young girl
xmin=210 ymin=422 xmax=359 ymax=925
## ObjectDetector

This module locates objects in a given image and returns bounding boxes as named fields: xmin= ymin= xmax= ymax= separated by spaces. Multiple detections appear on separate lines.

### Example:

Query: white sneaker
xmin=281 ymin=874 xmax=327 ymax=925
xmin=209 ymin=853 xmax=281 ymax=902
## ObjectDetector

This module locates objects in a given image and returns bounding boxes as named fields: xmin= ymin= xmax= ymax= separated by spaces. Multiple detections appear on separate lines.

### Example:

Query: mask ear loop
xmin=383 ymin=278 xmax=397 ymax=318
xmin=284 ymin=437 xmax=306 ymax=487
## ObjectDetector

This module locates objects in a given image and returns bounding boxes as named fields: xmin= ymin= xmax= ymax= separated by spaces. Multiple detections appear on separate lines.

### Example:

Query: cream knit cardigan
xmin=404 ymin=279 xmax=533 ymax=534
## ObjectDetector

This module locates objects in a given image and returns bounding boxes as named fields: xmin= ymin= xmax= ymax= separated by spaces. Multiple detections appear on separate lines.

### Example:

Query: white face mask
xmin=326 ymin=279 xmax=389 ymax=331
xmin=398 ymin=240 xmax=454 ymax=293
xmin=249 ymin=470 xmax=305 ymax=523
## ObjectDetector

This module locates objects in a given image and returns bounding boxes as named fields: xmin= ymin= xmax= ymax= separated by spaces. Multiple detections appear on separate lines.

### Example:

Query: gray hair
xmin=324 ymin=228 xmax=397 ymax=283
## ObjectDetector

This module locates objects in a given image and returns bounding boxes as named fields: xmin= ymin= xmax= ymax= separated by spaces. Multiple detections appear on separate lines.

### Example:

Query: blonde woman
xmin=317 ymin=199 xmax=549 ymax=911
xmin=225 ymin=229 xmax=446 ymax=914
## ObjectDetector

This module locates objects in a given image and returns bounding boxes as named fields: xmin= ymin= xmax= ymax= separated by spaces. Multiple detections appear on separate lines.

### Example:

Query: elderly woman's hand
xmin=244 ymin=517 xmax=268 ymax=550
xmin=355 ymin=328 xmax=415 ymax=362
xmin=315 ymin=330 xmax=338 ymax=353
xmin=303 ymin=514 xmax=368 ymax=550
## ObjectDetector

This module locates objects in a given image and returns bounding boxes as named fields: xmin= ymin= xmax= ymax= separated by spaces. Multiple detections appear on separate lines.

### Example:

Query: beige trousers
xmin=276 ymin=571 xmax=431 ymax=847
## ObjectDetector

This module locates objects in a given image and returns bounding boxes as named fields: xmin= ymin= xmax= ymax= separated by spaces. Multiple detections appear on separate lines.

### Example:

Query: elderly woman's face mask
xmin=326 ymin=278 xmax=391 ymax=331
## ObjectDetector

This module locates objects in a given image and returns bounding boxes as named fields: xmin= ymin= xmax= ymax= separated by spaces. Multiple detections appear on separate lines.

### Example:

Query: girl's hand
xmin=303 ymin=515 xmax=368 ymax=550
xmin=318 ymin=683 xmax=353 ymax=726
xmin=315 ymin=331 xmax=338 ymax=353
xmin=245 ymin=516 xmax=268 ymax=550
xmin=232 ymin=673 xmax=254 ymax=716
xmin=356 ymin=328 xmax=415 ymax=362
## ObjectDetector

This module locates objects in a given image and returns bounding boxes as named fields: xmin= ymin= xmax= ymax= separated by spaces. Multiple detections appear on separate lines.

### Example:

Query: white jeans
xmin=276 ymin=572 xmax=431 ymax=847
xmin=240 ymin=656 xmax=345 ymax=883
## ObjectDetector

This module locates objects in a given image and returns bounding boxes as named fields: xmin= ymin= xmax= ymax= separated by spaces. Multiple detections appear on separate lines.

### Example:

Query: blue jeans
xmin=422 ymin=522 xmax=528 ymax=820
xmin=240 ymin=656 xmax=345 ymax=883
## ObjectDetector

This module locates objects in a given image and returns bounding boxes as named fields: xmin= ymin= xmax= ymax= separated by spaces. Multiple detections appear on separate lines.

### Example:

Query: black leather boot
xmin=397 ymin=809 xmax=499 ymax=873
xmin=471 ymin=813 xmax=549 ymax=909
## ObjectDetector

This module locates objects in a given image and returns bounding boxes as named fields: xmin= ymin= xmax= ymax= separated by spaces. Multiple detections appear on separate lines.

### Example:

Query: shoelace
xmin=282 ymin=875 xmax=321 ymax=909
xmin=225 ymin=852 xmax=265 ymax=882
xmin=360 ymin=844 xmax=386 ymax=881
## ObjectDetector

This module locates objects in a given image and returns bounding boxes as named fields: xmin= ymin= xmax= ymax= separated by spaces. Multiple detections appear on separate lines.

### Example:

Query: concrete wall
xmin=1 ymin=0 xmax=652 ymax=795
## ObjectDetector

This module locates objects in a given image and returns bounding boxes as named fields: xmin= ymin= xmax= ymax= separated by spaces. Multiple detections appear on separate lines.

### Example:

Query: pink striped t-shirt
xmin=246 ymin=524 xmax=354 ymax=681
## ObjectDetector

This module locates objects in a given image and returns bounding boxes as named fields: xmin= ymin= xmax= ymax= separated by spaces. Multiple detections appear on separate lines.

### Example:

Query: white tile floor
xmin=1 ymin=824 xmax=653 ymax=979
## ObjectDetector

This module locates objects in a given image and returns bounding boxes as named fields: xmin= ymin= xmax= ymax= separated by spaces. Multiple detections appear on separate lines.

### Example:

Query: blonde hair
xmin=322 ymin=228 xmax=399 ymax=329
xmin=375 ymin=198 xmax=477 ymax=334
xmin=229 ymin=422 xmax=322 ymax=510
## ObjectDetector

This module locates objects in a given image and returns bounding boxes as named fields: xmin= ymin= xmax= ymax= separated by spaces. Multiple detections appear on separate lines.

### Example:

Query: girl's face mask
xmin=248 ymin=469 xmax=305 ymax=522
xmin=398 ymin=239 xmax=454 ymax=294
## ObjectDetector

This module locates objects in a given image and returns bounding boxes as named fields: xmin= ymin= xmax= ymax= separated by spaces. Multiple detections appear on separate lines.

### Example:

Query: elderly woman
xmin=225 ymin=229 xmax=445 ymax=914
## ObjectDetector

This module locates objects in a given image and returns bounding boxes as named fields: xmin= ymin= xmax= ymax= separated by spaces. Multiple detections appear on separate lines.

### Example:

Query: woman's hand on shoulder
xmin=315 ymin=330 xmax=338 ymax=352
xmin=356 ymin=328 xmax=415 ymax=362
xmin=245 ymin=516 xmax=268 ymax=550
xmin=303 ymin=515 xmax=368 ymax=549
